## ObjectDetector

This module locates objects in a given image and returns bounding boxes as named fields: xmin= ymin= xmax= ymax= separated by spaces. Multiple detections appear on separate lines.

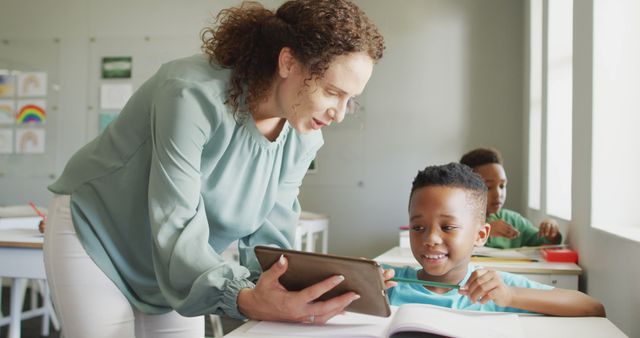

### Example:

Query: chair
xmin=0 ymin=278 xmax=60 ymax=337
xmin=294 ymin=211 xmax=329 ymax=253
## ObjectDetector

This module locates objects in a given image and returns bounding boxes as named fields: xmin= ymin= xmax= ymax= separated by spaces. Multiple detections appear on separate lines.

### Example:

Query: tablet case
xmin=254 ymin=245 xmax=392 ymax=317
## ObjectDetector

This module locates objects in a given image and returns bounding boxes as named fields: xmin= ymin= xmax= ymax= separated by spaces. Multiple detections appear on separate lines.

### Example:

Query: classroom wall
xmin=0 ymin=0 xmax=526 ymax=258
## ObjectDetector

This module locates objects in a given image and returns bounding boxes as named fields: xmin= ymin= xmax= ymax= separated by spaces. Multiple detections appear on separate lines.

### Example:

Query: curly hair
xmin=201 ymin=0 xmax=385 ymax=116
xmin=410 ymin=163 xmax=488 ymax=221
xmin=459 ymin=147 xmax=503 ymax=169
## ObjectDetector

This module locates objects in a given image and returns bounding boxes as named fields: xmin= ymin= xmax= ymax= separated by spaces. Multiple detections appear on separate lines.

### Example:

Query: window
xmin=527 ymin=0 xmax=573 ymax=220
xmin=545 ymin=0 xmax=573 ymax=220
xmin=527 ymin=0 xmax=542 ymax=210
xmin=592 ymin=0 xmax=640 ymax=237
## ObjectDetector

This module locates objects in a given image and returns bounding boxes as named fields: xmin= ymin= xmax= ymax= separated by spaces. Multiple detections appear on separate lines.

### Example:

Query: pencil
xmin=28 ymin=201 xmax=46 ymax=221
xmin=390 ymin=277 xmax=460 ymax=289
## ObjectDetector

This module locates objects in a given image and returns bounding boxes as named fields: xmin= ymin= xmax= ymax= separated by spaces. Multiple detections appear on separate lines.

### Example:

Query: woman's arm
xmin=148 ymin=78 xmax=254 ymax=318
xmin=237 ymin=255 xmax=360 ymax=324
xmin=232 ymin=134 xmax=363 ymax=323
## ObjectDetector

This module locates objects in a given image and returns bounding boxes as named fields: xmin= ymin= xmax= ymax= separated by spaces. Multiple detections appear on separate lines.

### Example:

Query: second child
xmin=460 ymin=147 xmax=562 ymax=249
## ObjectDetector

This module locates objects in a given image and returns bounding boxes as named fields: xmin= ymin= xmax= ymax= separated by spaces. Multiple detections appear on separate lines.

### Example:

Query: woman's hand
xmin=459 ymin=268 xmax=514 ymax=307
xmin=538 ymin=218 xmax=560 ymax=242
xmin=237 ymin=255 xmax=360 ymax=324
xmin=488 ymin=219 xmax=519 ymax=239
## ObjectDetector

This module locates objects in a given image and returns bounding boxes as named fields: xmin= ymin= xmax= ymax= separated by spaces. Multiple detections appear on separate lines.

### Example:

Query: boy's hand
xmin=382 ymin=268 xmax=397 ymax=289
xmin=488 ymin=219 xmax=519 ymax=239
xmin=538 ymin=218 xmax=560 ymax=242
xmin=459 ymin=269 xmax=514 ymax=307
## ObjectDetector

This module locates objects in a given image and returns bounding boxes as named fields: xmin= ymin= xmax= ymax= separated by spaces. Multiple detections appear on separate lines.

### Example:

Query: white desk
xmin=224 ymin=315 xmax=627 ymax=338
xmin=0 ymin=216 xmax=59 ymax=338
xmin=375 ymin=246 xmax=582 ymax=290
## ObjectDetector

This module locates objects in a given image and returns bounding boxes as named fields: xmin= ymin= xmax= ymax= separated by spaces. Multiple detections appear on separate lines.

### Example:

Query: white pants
xmin=43 ymin=194 xmax=204 ymax=338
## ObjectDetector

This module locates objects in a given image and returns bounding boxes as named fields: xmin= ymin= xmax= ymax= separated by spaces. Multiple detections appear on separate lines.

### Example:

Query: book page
xmin=388 ymin=304 xmax=525 ymax=338
xmin=247 ymin=309 xmax=396 ymax=338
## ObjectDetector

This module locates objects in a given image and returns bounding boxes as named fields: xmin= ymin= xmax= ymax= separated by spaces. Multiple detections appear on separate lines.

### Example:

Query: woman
xmin=44 ymin=0 xmax=389 ymax=337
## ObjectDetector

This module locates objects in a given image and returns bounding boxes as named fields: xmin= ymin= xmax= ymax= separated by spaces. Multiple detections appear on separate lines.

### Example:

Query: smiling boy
xmin=386 ymin=163 xmax=605 ymax=316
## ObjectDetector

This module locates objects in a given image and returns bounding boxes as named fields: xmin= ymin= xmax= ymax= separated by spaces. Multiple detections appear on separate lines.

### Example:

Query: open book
xmin=247 ymin=303 xmax=525 ymax=338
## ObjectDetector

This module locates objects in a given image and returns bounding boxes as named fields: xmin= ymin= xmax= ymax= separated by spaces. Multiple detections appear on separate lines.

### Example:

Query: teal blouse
xmin=48 ymin=54 xmax=323 ymax=319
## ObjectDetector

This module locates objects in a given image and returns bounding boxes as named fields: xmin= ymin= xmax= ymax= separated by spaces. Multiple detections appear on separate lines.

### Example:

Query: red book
xmin=541 ymin=248 xmax=579 ymax=263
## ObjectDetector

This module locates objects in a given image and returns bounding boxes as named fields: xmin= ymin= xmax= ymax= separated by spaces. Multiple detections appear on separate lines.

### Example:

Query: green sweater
xmin=485 ymin=209 xmax=562 ymax=249
xmin=48 ymin=54 xmax=323 ymax=319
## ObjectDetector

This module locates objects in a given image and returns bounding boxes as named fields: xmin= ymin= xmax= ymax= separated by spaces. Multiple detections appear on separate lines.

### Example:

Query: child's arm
xmin=508 ymin=287 xmax=605 ymax=317
xmin=487 ymin=219 xmax=520 ymax=239
xmin=461 ymin=269 xmax=605 ymax=317
xmin=538 ymin=218 xmax=562 ymax=243
xmin=506 ymin=211 xmax=561 ymax=246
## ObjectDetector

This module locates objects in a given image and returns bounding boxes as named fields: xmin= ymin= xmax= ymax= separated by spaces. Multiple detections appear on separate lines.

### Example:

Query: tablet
xmin=254 ymin=245 xmax=391 ymax=317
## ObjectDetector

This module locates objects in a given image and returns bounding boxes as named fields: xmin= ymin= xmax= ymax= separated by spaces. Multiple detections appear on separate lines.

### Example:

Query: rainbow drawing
xmin=0 ymin=99 xmax=15 ymax=124
xmin=16 ymin=101 xmax=46 ymax=125
xmin=18 ymin=72 xmax=47 ymax=97
xmin=16 ymin=128 xmax=45 ymax=153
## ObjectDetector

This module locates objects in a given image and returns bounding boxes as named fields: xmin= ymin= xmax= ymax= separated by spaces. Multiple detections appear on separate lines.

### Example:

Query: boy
xmin=386 ymin=163 xmax=605 ymax=316
xmin=460 ymin=147 xmax=561 ymax=249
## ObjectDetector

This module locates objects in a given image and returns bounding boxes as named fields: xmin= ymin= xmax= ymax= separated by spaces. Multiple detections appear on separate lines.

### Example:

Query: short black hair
xmin=410 ymin=163 xmax=487 ymax=221
xmin=459 ymin=147 xmax=503 ymax=169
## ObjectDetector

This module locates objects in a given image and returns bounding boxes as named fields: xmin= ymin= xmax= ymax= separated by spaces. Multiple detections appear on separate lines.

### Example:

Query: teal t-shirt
xmin=485 ymin=208 xmax=562 ymax=249
xmin=48 ymin=54 xmax=323 ymax=319
xmin=386 ymin=264 xmax=553 ymax=314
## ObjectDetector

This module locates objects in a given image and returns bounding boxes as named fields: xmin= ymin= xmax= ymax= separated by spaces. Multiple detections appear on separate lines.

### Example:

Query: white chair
xmin=294 ymin=211 xmax=329 ymax=253
xmin=0 ymin=278 xmax=60 ymax=337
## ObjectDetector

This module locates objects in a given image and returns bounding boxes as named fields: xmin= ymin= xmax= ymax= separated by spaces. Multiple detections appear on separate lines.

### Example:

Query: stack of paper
xmin=472 ymin=246 xmax=540 ymax=262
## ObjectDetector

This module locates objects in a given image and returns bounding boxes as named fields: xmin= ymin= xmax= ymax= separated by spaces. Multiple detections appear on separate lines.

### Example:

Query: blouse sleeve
xmin=148 ymin=78 xmax=254 ymax=319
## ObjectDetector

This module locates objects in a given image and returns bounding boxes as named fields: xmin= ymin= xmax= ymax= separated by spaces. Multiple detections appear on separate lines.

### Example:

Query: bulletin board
xmin=0 ymin=38 xmax=60 ymax=179
xmin=86 ymin=36 xmax=200 ymax=140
